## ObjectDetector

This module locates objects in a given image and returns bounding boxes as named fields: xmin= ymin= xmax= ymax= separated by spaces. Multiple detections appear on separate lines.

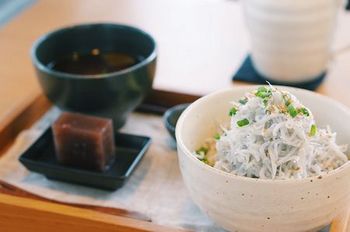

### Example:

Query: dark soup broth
xmin=47 ymin=49 xmax=143 ymax=75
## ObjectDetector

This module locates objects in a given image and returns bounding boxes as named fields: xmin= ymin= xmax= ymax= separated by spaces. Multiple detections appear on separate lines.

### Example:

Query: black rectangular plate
xmin=19 ymin=128 xmax=151 ymax=190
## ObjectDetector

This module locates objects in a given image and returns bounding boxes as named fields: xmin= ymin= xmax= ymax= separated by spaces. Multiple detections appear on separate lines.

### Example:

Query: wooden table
xmin=0 ymin=0 xmax=349 ymax=231
xmin=1 ymin=0 xmax=350 ymax=132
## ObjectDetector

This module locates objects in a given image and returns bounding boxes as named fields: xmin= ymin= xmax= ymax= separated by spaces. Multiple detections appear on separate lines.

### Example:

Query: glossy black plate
xmin=19 ymin=128 xmax=151 ymax=190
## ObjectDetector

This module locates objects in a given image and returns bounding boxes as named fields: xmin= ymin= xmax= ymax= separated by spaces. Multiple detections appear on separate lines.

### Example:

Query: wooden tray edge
xmin=0 ymin=93 xmax=51 ymax=155
xmin=0 ymin=193 xmax=188 ymax=232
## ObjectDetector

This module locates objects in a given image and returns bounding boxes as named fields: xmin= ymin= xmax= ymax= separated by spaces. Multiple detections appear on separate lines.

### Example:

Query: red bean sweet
xmin=52 ymin=112 xmax=115 ymax=172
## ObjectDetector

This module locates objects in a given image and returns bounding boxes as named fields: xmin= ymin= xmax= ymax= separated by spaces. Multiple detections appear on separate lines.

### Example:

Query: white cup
xmin=243 ymin=0 xmax=342 ymax=83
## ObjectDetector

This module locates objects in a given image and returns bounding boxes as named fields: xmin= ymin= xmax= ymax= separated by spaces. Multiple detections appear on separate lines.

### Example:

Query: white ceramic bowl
xmin=176 ymin=86 xmax=350 ymax=232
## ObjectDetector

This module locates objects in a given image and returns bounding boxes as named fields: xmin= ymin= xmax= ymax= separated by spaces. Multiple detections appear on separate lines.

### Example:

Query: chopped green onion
xmin=202 ymin=157 xmax=209 ymax=164
xmin=229 ymin=107 xmax=237 ymax=116
xmin=255 ymin=86 xmax=271 ymax=99
xmin=239 ymin=98 xmax=248 ymax=105
xmin=257 ymin=86 xmax=268 ymax=92
xmin=214 ymin=133 xmax=221 ymax=140
xmin=287 ymin=105 xmax=297 ymax=118
xmin=283 ymin=95 xmax=292 ymax=106
xmin=256 ymin=91 xmax=270 ymax=98
xmin=237 ymin=118 xmax=249 ymax=127
xmin=300 ymin=107 xmax=309 ymax=116
xmin=196 ymin=146 xmax=208 ymax=155
xmin=263 ymin=98 xmax=269 ymax=107
xmin=309 ymin=124 xmax=317 ymax=136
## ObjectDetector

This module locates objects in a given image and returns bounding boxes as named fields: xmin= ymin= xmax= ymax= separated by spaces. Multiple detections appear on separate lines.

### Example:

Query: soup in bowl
xmin=32 ymin=23 xmax=156 ymax=131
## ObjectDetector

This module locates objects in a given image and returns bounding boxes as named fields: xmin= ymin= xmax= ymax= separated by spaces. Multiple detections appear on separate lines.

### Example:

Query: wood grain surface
xmin=0 ymin=193 xmax=188 ymax=232
xmin=0 ymin=179 xmax=150 ymax=222
xmin=0 ymin=95 xmax=51 ymax=155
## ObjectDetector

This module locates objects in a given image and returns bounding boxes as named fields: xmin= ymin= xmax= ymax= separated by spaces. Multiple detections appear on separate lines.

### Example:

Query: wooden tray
xmin=0 ymin=90 xmax=190 ymax=231
xmin=0 ymin=193 xmax=187 ymax=232
xmin=0 ymin=92 xmax=348 ymax=232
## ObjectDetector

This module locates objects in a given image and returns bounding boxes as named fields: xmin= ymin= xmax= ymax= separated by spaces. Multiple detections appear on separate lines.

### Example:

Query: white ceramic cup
xmin=243 ymin=0 xmax=342 ymax=83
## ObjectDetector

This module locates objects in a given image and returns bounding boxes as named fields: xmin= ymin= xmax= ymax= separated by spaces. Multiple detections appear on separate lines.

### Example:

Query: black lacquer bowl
xmin=31 ymin=23 xmax=157 ymax=130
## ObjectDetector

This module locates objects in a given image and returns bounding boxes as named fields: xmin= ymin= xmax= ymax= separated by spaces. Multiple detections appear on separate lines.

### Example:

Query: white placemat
xmin=0 ymin=107 xmax=224 ymax=232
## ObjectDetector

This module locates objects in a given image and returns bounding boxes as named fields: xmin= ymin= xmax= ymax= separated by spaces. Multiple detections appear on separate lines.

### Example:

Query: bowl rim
xmin=163 ymin=103 xmax=191 ymax=132
xmin=31 ymin=22 xmax=157 ymax=80
xmin=176 ymin=85 xmax=350 ymax=184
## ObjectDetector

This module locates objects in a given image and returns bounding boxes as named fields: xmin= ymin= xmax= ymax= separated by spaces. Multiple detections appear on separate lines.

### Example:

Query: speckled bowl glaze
xmin=176 ymin=86 xmax=350 ymax=232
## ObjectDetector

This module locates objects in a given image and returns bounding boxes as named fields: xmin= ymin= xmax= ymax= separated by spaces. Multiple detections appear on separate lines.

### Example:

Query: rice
xmin=194 ymin=86 xmax=349 ymax=179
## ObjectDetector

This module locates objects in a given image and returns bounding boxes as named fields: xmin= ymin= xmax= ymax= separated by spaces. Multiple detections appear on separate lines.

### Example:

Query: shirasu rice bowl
xmin=194 ymin=86 xmax=349 ymax=179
